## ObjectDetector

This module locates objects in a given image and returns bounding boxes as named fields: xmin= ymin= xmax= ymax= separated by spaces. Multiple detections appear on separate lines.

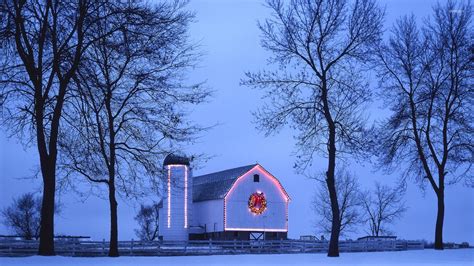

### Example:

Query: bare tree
xmin=374 ymin=1 xmax=473 ymax=249
xmin=0 ymin=0 xmax=121 ymax=255
xmin=1 ymin=193 xmax=60 ymax=240
xmin=241 ymin=0 xmax=383 ymax=257
xmin=2 ymin=193 xmax=41 ymax=240
xmin=359 ymin=182 xmax=407 ymax=237
xmin=313 ymin=168 xmax=362 ymax=237
xmin=134 ymin=203 xmax=160 ymax=242
xmin=57 ymin=0 xmax=209 ymax=257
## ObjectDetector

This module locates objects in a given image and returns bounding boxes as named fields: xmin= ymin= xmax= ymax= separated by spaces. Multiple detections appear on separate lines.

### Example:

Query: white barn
xmin=158 ymin=154 xmax=290 ymax=241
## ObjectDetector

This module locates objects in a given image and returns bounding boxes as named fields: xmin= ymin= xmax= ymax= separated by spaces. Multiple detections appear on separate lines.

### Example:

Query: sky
xmin=0 ymin=0 xmax=473 ymax=244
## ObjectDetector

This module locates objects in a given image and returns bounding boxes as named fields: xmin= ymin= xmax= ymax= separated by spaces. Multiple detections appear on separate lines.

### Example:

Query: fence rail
xmin=0 ymin=239 xmax=424 ymax=257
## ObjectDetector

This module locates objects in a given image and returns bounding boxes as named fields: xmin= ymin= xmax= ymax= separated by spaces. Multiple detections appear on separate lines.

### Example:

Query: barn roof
xmin=192 ymin=164 xmax=257 ymax=202
xmin=157 ymin=163 xmax=290 ymax=206
xmin=163 ymin=153 xmax=190 ymax=166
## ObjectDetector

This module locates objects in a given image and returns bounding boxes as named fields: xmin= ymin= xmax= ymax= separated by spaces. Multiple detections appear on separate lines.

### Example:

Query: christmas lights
xmin=224 ymin=227 xmax=287 ymax=232
xmin=166 ymin=164 xmax=189 ymax=229
xmin=167 ymin=166 xmax=171 ymax=228
xmin=184 ymin=165 xmax=188 ymax=229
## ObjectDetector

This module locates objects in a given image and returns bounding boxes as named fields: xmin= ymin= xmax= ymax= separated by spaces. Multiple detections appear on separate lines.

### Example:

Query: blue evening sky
xmin=0 ymin=0 xmax=472 ymax=244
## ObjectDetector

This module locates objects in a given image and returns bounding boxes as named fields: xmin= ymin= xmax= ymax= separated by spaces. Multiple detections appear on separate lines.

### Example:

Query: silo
xmin=161 ymin=154 xmax=192 ymax=241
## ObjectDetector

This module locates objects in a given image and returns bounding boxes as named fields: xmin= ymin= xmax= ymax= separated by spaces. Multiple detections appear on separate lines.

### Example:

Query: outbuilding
xmin=158 ymin=154 xmax=290 ymax=241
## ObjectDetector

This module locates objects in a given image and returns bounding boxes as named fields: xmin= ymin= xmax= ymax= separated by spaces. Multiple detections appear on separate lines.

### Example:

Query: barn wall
xmin=192 ymin=199 xmax=224 ymax=233
xmin=225 ymin=166 xmax=288 ymax=232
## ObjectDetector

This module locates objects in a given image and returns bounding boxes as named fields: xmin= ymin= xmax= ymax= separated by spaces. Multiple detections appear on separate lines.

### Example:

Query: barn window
xmin=253 ymin=174 xmax=260 ymax=182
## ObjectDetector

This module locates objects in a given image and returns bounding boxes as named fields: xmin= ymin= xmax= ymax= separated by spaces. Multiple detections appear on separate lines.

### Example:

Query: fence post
xmin=158 ymin=239 xmax=162 ymax=255
xmin=102 ymin=239 xmax=106 ymax=255
xmin=209 ymin=238 xmax=212 ymax=254
xmin=72 ymin=241 xmax=76 ymax=256
xmin=234 ymin=239 xmax=236 ymax=251
xmin=130 ymin=239 xmax=134 ymax=255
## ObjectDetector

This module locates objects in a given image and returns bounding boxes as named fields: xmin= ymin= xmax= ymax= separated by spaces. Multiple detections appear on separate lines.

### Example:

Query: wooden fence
xmin=0 ymin=239 xmax=424 ymax=257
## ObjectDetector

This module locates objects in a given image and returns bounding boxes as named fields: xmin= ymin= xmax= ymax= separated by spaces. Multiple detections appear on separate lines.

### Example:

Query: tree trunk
xmin=326 ymin=145 xmax=340 ymax=257
xmin=376 ymin=220 xmax=381 ymax=236
xmin=434 ymin=189 xmax=444 ymax=250
xmin=37 ymin=103 xmax=57 ymax=256
xmin=36 ymin=81 xmax=65 ymax=256
xmin=38 ymin=164 xmax=56 ymax=255
xmin=322 ymin=78 xmax=340 ymax=257
xmin=108 ymin=183 xmax=119 ymax=257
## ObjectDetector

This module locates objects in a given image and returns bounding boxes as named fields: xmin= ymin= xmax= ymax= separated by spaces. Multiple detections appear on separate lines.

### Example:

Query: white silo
xmin=161 ymin=154 xmax=192 ymax=241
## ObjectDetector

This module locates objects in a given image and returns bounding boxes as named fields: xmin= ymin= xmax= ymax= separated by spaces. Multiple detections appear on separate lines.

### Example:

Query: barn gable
xmin=223 ymin=164 xmax=290 ymax=232
xmin=224 ymin=164 xmax=290 ymax=201
xmin=193 ymin=164 xmax=290 ymax=203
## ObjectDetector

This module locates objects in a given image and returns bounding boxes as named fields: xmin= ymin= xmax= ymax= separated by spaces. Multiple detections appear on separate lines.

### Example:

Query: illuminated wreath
xmin=248 ymin=192 xmax=267 ymax=215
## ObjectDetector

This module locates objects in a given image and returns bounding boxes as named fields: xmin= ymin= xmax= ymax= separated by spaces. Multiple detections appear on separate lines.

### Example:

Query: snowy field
xmin=0 ymin=249 xmax=473 ymax=266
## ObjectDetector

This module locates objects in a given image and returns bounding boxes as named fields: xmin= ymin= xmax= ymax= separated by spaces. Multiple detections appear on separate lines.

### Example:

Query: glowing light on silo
xmin=184 ymin=165 xmax=188 ymax=228
xmin=167 ymin=166 xmax=171 ymax=228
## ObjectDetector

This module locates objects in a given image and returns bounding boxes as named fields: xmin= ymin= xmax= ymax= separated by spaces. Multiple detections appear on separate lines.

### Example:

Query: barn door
xmin=250 ymin=232 xmax=264 ymax=241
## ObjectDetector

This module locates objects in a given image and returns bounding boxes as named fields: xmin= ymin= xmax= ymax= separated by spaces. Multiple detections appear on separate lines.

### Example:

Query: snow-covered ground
xmin=0 ymin=249 xmax=473 ymax=266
